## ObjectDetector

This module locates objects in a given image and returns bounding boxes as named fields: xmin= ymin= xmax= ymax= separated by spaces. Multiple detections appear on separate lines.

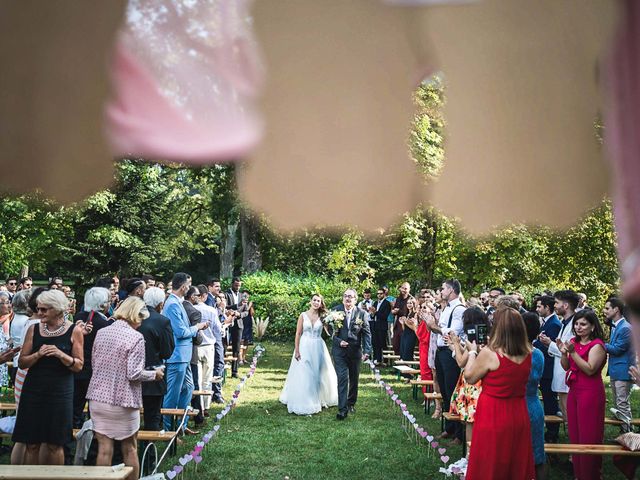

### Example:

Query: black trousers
xmin=539 ymin=377 xmax=560 ymax=441
xmin=333 ymin=351 xmax=361 ymax=415
xmin=73 ymin=378 xmax=91 ymax=428
xmin=230 ymin=327 xmax=243 ymax=375
xmin=400 ymin=328 xmax=417 ymax=361
xmin=435 ymin=348 xmax=463 ymax=440
xmin=372 ymin=327 xmax=388 ymax=363
xmin=142 ymin=395 xmax=163 ymax=431
xmin=212 ymin=340 xmax=225 ymax=400
xmin=190 ymin=363 xmax=204 ymax=424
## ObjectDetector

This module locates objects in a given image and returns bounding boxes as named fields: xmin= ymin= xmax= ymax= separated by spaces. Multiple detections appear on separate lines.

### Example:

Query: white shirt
xmin=345 ymin=309 xmax=353 ymax=329
xmin=193 ymin=303 xmax=218 ymax=345
xmin=436 ymin=297 xmax=465 ymax=347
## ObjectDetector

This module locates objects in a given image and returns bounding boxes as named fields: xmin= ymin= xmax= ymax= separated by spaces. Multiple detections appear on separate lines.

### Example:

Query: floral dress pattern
xmin=450 ymin=371 xmax=482 ymax=422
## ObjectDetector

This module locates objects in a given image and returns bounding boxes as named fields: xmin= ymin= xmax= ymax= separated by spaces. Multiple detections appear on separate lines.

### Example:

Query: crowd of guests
xmin=360 ymin=281 xmax=635 ymax=480
xmin=0 ymin=273 xmax=255 ymax=479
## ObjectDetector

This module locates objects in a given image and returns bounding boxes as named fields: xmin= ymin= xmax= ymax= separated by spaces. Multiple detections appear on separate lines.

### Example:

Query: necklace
xmin=43 ymin=321 xmax=66 ymax=337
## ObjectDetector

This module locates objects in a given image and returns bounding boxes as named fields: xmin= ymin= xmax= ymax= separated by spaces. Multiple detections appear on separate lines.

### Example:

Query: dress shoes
xmin=203 ymin=411 xmax=210 ymax=417
xmin=336 ymin=412 xmax=347 ymax=421
xmin=184 ymin=427 xmax=199 ymax=436
xmin=213 ymin=397 xmax=225 ymax=404
xmin=348 ymin=405 xmax=356 ymax=414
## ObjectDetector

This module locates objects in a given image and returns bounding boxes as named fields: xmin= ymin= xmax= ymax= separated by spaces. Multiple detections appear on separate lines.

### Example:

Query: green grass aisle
xmin=184 ymin=341 xmax=455 ymax=480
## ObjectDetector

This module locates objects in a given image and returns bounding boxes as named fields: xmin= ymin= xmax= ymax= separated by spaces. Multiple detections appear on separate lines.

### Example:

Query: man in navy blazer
xmin=371 ymin=288 xmax=392 ymax=365
xmin=162 ymin=273 xmax=208 ymax=431
xmin=534 ymin=295 xmax=562 ymax=442
xmin=604 ymin=297 xmax=635 ymax=431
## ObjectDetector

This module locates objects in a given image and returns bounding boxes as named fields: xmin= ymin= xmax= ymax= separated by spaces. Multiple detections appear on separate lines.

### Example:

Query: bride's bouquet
xmin=322 ymin=310 xmax=345 ymax=334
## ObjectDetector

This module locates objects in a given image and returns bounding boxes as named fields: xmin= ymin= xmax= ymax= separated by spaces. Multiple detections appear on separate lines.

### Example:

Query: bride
xmin=279 ymin=294 xmax=338 ymax=415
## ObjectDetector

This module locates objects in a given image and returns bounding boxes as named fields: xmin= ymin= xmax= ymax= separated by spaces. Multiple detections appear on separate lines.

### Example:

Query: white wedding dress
xmin=279 ymin=312 xmax=338 ymax=415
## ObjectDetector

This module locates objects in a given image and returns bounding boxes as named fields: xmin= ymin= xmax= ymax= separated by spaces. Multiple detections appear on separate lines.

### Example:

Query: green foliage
xmin=242 ymin=271 xmax=352 ymax=340
xmin=411 ymin=77 xmax=445 ymax=179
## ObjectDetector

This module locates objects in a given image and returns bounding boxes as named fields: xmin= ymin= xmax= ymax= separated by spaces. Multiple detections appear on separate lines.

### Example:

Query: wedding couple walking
xmin=279 ymin=289 xmax=372 ymax=419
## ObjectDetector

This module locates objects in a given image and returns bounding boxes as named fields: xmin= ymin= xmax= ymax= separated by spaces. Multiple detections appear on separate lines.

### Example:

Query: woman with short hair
xmin=87 ymin=296 xmax=164 ymax=480
xmin=72 ymin=287 xmax=113 ymax=428
xmin=12 ymin=289 xmax=84 ymax=465
xmin=464 ymin=307 xmax=535 ymax=480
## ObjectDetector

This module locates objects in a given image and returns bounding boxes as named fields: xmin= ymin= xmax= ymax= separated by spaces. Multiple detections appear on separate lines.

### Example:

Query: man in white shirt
xmin=539 ymin=289 xmax=579 ymax=425
xmin=195 ymin=285 xmax=228 ymax=405
xmin=427 ymin=279 xmax=466 ymax=443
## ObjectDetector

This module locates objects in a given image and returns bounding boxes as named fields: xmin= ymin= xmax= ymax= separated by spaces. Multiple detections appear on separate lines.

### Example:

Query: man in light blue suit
xmin=162 ymin=272 xmax=208 ymax=431
xmin=604 ymin=297 xmax=635 ymax=431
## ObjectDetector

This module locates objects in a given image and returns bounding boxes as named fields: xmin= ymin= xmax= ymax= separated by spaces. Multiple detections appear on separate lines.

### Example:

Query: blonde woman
xmin=87 ymin=297 xmax=164 ymax=480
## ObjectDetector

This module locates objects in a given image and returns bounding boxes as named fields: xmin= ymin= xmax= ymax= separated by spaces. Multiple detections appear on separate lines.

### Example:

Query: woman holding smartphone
xmin=464 ymin=307 xmax=535 ymax=480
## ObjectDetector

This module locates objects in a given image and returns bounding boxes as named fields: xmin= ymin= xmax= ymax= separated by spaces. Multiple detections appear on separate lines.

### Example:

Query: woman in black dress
xmin=13 ymin=289 xmax=84 ymax=465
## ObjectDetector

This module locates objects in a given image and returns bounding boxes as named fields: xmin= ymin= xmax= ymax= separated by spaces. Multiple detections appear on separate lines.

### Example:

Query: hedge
xmin=240 ymin=272 xmax=357 ymax=340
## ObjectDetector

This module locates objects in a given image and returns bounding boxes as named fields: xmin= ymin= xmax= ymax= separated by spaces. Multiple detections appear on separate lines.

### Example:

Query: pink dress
xmin=87 ymin=320 xmax=155 ymax=439
xmin=566 ymin=338 xmax=606 ymax=480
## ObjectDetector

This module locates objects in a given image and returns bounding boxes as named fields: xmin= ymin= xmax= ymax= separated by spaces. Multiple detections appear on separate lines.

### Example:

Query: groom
xmin=332 ymin=288 xmax=372 ymax=420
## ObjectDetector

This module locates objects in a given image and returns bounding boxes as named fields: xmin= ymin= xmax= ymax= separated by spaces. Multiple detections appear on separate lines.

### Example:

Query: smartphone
xmin=477 ymin=324 xmax=488 ymax=345
xmin=465 ymin=326 xmax=477 ymax=343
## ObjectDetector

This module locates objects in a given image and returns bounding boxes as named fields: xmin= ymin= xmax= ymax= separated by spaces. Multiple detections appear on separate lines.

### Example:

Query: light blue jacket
xmin=606 ymin=318 xmax=634 ymax=381
xmin=163 ymin=293 xmax=199 ymax=364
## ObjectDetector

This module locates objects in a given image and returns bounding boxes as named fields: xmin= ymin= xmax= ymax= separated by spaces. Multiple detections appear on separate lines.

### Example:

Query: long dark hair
xmin=462 ymin=306 xmax=487 ymax=330
xmin=572 ymin=309 xmax=604 ymax=341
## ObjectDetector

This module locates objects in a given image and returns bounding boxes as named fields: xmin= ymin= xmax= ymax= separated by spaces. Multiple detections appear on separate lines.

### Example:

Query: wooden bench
xmin=424 ymin=391 xmax=443 ymax=416
xmin=0 ymin=403 xmax=198 ymax=419
xmin=409 ymin=379 xmax=433 ymax=400
xmin=0 ymin=465 xmax=134 ymax=479
xmin=0 ymin=430 xmax=176 ymax=443
xmin=544 ymin=415 xmax=640 ymax=427
xmin=191 ymin=390 xmax=213 ymax=396
xmin=395 ymin=360 xmax=420 ymax=367
xmin=545 ymin=443 xmax=640 ymax=456
xmin=392 ymin=365 xmax=420 ymax=380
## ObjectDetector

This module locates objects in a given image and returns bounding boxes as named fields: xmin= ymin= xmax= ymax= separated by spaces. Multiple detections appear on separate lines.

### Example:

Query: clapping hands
xmin=556 ymin=338 xmax=575 ymax=355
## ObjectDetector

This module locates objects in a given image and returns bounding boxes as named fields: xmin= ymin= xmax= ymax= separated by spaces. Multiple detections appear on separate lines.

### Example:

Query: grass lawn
xmin=182 ymin=340 xmax=456 ymax=480
xmin=181 ymin=340 xmax=635 ymax=480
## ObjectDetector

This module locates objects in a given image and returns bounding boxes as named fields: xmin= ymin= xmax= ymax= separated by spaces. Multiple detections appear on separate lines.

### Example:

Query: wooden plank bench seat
xmin=545 ymin=443 xmax=640 ymax=456
xmin=409 ymin=379 xmax=433 ymax=400
xmin=544 ymin=415 xmax=640 ymax=426
xmin=0 ymin=465 xmax=134 ymax=479
xmin=392 ymin=365 xmax=420 ymax=379
xmin=191 ymin=390 xmax=213 ymax=396
xmin=0 ymin=404 xmax=198 ymax=418
xmin=395 ymin=360 xmax=420 ymax=367
xmin=0 ymin=430 xmax=176 ymax=443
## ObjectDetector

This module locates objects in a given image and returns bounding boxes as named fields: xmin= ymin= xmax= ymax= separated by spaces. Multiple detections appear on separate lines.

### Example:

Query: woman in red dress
xmin=405 ymin=302 xmax=433 ymax=389
xmin=559 ymin=309 xmax=606 ymax=480
xmin=463 ymin=307 xmax=535 ymax=480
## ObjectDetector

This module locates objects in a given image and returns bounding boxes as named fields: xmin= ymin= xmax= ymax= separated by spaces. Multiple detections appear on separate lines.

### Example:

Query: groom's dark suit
xmin=331 ymin=305 xmax=372 ymax=416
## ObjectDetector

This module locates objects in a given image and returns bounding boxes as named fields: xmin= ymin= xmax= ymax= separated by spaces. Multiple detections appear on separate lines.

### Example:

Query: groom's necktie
xmin=345 ymin=310 xmax=352 ymax=330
